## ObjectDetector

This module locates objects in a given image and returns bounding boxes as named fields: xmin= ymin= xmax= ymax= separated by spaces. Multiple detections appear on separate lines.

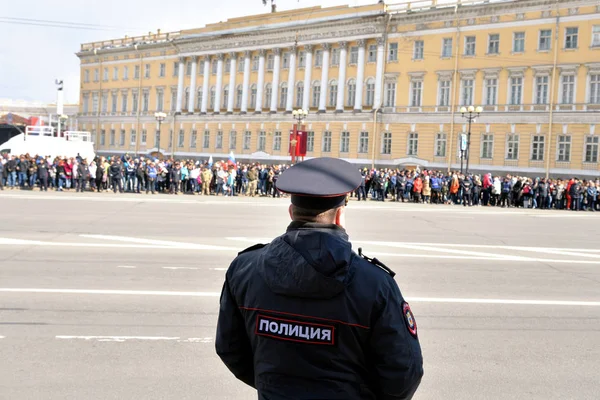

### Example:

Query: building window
xmin=485 ymin=79 xmax=497 ymax=106
xmin=170 ymin=90 xmax=177 ymax=112
xmin=252 ymin=56 xmax=260 ymax=71
xmin=411 ymin=81 xmax=423 ymax=107
xmin=513 ymin=32 xmax=525 ymax=52
xmin=297 ymin=52 xmax=305 ymax=68
xmin=141 ymin=129 xmax=147 ymax=144
xmin=223 ymin=87 xmax=229 ymax=109
xmin=224 ymin=58 xmax=231 ymax=73
xmin=561 ymin=75 xmax=575 ymax=104
xmin=481 ymin=134 xmax=494 ymax=158
xmin=366 ymin=78 xmax=375 ymax=106
xmin=331 ymin=48 xmax=340 ymax=66
xmin=156 ymin=90 xmax=164 ymax=112
xmin=216 ymin=130 xmax=223 ymax=149
xmin=322 ymin=131 xmax=332 ymax=152
xmin=267 ymin=54 xmax=274 ymax=71
xmin=132 ymin=92 xmax=138 ymax=113
xmin=539 ymin=29 xmax=552 ymax=51
xmin=159 ymin=63 xmax=166 ymax=77
xmin=121 ymin=93 xmax=128 ymax=113
xmin=94 ymin=69 xmax=99 ymax=82
xmin=273 ymin=131 xmax=282 ymax=151
xmin=442 ymin=38 xmax=453 ymax=58
xmin=388 ymin=43 xmax=398 ymax=61
xmin=347 ymin=79 xmax=356 ymax=107
xmin=92 ymin=93 xmax=99 ymax=113
xmin=506 ymin=134 xmax=519 ymax=160
xmin=282 ymin=52 xmax=290 ymax=69
xmin=249 ymin=85 xmax=257 ymax=109
xmin=257 ymin=131 xmax=266 ymax=151
xmin=461 ymin=79 xmax=473 ymax=106
xmin=127 ymin=129 xmax=134 ymax=145
xmin=243 ymin=131 xmax=251 ymax=150
xmin=238 ymin=57 xmax=245 ymax=72
xmin=464 ymin=36 xmax=476 ymax=56
xmin=532 ymin=138 xmax=545 ymax=161
xmin=101 ymin=93 xmax=108 ymax=113
xmin=407 ymin=132 xmax=418 ymax=156
xmin=368 ymin=45 xmax=376 ymax=62
xmin=134 ymin=65 xmax=140 ymax=79
xmin=84 ymin=70 xmax=90 ymax=83
xmin=307 ymin=131 xmax=314 ymax=152
xmin=510 ymin=77 xmax=523 ymax=105
xmin=178 ymin=129 xmax=185 ymax=148
xmin=385 ymin=82 xmax=396 ymax=107
xmin=197 ymin=87 xmax=203 ymax=110
xmin=592 ymin=25 xmax=600 ymax=47
xmin=111 ymin=93 xmax=118 ymax=113
xmin=110 ymin=129 xmax=116 ymax=146
xmin=590 ymin=74 xmax=600 ymax=104
xmin=280 ymin=83 xmax=288 ymax=109
xmin=340 ymin=131 xmax=350 ymax=153
xmin=535 ymin=76 xmax=549 ymax=104
xmin=382 ymin=132 xmax=392 ymax=154
xmin=439 ymin=80 xmax=451 ymax=106
xmin=228 ymin=130 xmax=236 ymax=150
xmin=202 ymin=130 xmax=209 ymax=149
xmin=265 ymin=84 xmax=272 ymax=108
xmin=557 ymin=135 xmax=571 ymax=162
xmin=173 ymin=62 xmax=179 ymax=77
xmin=413 ymin=40 xmax=424 ymax=60
xmin=236 ymin=85 xmax=243 ymax=109
xmin=359 ymin=131 xmax=369 ymax=154
xmin=435 ymin=132 xmax=447 ymax=157
xmin=144 ymin=64 xmax=150 ymax=79
xmin=212 ymin=60 xmax=218 ymax=74
xmin=100 ymin=129 xmax=106 ymax=146
xmin=488 ymin=34 xmax=500 ymax=54
xmin=315 ymin=50 xmax=323 ymax=67
xmin=585 ymin=136 xmax=599 ymax=163
xmin=296 ymin=82 xmax=304 ymax=108
xmin=565 ymin=27 xmax=578 ymax=49
xmin=187 ymin=129 xmax=196 ymax=148
xmin=210 ymin=87 xmax=216 ymax=110
xmin=329 ymin=80 xmax=338 ymax=107
xmin=123 ymin=66 xmax=129 ymax=80
xmin=349 ymin=47 xmax=359 ymax=64
xmin=312 ymin=82 xmax=321 ymax=108
xmin=103 ymin=68 xmax=109 ymax=81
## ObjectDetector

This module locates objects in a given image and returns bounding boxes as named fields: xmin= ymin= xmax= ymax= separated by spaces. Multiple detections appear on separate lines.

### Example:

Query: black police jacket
xmin=216 ymin=221 xmax=423 ymax=400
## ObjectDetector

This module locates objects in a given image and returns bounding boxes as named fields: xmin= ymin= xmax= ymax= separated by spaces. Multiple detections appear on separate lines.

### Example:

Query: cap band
xmin=291 ymin=194 xmax=346 ymax=210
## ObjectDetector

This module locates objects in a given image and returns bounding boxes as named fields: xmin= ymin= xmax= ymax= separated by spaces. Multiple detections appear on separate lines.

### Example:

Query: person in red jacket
xmin=566 ymin=178 xmax=574 ymax=210
xmin=412 ymin=175 xmax=423 ymax=203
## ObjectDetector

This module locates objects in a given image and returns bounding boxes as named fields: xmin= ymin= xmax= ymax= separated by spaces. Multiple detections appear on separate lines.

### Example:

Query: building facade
xmin=77 ymin=0 xmax=600 ymax=176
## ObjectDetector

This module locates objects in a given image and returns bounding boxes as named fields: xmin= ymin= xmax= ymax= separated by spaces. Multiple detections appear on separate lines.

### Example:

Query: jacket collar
xmin=286 ymin=221 xmax=349 ymax=241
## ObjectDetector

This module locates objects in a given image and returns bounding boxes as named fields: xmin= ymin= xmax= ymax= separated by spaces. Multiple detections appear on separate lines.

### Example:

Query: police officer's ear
xmin=335 ymin=206 xmax=346 ymax=229
xmin=288 ymin=204 xmax=294 ymax=221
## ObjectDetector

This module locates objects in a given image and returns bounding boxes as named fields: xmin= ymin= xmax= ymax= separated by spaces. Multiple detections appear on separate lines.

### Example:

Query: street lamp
xmin=154 ymin=112 xmax=167 ymax=159
xmin=58 ymin=114 xmax=68 ymax=138
xmin=290 ymin=109 xmax=308 ymax=164
xmin=460 ymin=105 xmax=483 ymax=175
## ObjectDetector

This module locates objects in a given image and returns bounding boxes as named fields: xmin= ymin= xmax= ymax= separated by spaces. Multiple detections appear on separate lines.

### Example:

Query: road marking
xmin=162 ymin=267 xmax=202 ymax=270
xmin=2 ymin=288 xmax=598 ymax=306
xmin=56 ymin=336 xmax=213 ymax=343
xmin=0 ymin=336 xmax=5 ymax=339
xmin=117 ymin=266 xmax=137 ymax=269
xmin=211 ymin=268 xmax=228 ymax=271
xmin=80 ymin=234 xmax=237 ymax=251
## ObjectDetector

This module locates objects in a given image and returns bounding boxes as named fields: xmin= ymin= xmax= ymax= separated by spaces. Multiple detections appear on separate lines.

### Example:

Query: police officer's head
xmin=276 ymin=157 xmax=361 ymax=228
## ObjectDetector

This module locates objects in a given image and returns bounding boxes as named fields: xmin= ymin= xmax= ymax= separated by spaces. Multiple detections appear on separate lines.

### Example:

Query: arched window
xmin=210 ymin=86 xmax=216 ymax=110
xmin=236 ymin=84 xmax=243 ymax=109
xmin=365 ymin=78 xmax=375 ymax=107
xmin=328 ymin=79 xmax=338 ymax=107
xmin=312 ymin=81 xmax=321 ymax=108
xmin=196 ymin=87 xmax=203 ymax=110
xmin=280 ymin=82 xmax=288 ymax=109
xmin=347 ymin=78 xmax=356 ymax=107
xmin=295 ymin=81 xmax=304 ymax=108
xmin=184 ymin=87 xmax=190 ymax=111
xmin=265 ymin=83 xmax=272 ymax=108
xmin=250 ymin=84 xmax=257 ymax=109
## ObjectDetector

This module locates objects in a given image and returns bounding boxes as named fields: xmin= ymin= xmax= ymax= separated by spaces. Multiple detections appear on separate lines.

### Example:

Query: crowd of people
xmin=1 ymin=152 xmax=599 ymax=211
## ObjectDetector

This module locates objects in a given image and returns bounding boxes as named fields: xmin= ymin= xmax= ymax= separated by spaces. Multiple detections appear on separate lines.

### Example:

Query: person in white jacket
xmin=492 ymin=176 xmax=501 ymax=206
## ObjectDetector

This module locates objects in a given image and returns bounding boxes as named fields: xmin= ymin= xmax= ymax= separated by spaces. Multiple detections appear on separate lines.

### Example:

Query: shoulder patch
xmin=402 ymin=302 xmax=418 ymax=338
xmin=237 ymin=243 xmax=266 ymax=256
xmin=357 ymin=248 xmax=396 ymax=277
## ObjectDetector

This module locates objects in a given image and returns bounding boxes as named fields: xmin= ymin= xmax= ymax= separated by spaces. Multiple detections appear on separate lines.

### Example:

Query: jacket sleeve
xmin=368 ymin=279 xmax=424 ymax=400
xmin=215 ymin=274 xmax=255 ymax=388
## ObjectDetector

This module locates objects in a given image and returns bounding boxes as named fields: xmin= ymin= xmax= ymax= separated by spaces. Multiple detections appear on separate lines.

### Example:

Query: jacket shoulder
xmin=237 ymin=243 xmax=266 ymax=256
xmin=355 ymin=248 xmax=396 ymax=278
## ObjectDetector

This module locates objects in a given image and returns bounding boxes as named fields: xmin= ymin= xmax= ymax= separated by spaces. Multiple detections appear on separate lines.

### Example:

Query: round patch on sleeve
xmin=402 ymin=302 xmax=418 ymax=338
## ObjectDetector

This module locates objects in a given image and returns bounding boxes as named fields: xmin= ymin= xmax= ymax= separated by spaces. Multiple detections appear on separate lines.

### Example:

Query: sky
xmin=0 ymin=0 xmax=377 ymax=105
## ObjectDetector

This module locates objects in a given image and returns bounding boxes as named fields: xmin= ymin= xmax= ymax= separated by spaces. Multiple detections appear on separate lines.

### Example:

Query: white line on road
xmin=0 ymin=336 xmax=5 ymax=339
xmin=117 ymin=266 xmax=137 ymax=269
xmin=211 ymin=268 xmax=228 ymax=271
xmin=80 ymin=234 xmax=237 ymax=251
xmin=56 ymin=336 xmax=213 ymax=343
xmin=162 ymin=267 xmax=202 ymax=270
xmin=2 ymin=288 xmax=599 ymax=306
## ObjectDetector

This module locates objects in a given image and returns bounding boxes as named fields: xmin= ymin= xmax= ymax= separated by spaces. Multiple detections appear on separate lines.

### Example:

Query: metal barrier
xmin=64 ymin=131 xmax=92 ymax=142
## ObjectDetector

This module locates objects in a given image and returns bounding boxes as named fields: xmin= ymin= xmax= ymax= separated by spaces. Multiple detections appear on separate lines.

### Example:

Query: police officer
xmin=216 ymin=157 xmax=423 ymax=400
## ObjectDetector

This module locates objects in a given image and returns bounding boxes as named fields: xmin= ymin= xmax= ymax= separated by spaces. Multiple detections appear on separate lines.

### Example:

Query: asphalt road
xmin=1 ymin=191 xmax=599 ymax=400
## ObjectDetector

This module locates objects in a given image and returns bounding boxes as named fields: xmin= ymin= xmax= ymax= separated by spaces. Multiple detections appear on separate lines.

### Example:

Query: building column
xmin=374 ymin=37 xmax=385 ymax=109
xmin=187 ymin=57 xmax=198 ymax=114
xmin=201 ymin=57 xmax=210 ymax=115
xmin=302 ymin=45 xmax=313 ymax=111
xmin=213 ymin=54 xmax=224 ymax=114
xmin=241 ymin=51 xmax=251 ymax=114
xmin=354 ymin=40 xmax=366 ymax=112
xmin=255 ymin=50 xmax=266 ymax=114
xmin=318 ymin=44 xmax=331 ymax=113
xmin=227 ymin=53 xmax=236 ymax=114
xmin=285 ymin=47 xmax=297 ymax=113
xmin=270 ymin=48 xmax=281 ymax=113
xmin=175 ymin=57 xmax=185 ymax=114
xmin=336 ymin=42 xmax=348 ymax=113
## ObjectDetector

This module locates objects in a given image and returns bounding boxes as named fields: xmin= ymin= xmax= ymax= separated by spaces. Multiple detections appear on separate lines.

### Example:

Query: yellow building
xmin=76 ymin=0 xmax=600 ymax=177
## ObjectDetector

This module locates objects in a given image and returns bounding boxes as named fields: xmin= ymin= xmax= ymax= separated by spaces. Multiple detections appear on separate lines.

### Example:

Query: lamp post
xmin=291 ymin=109 xmax=308 ymax=164
xmin=154 ymin=112 xmax=167 ymax=159
xmin=460 ymin=105 xmax=483 ymax=175
xmin=58 ymin=114 xmax=68 ymax=138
